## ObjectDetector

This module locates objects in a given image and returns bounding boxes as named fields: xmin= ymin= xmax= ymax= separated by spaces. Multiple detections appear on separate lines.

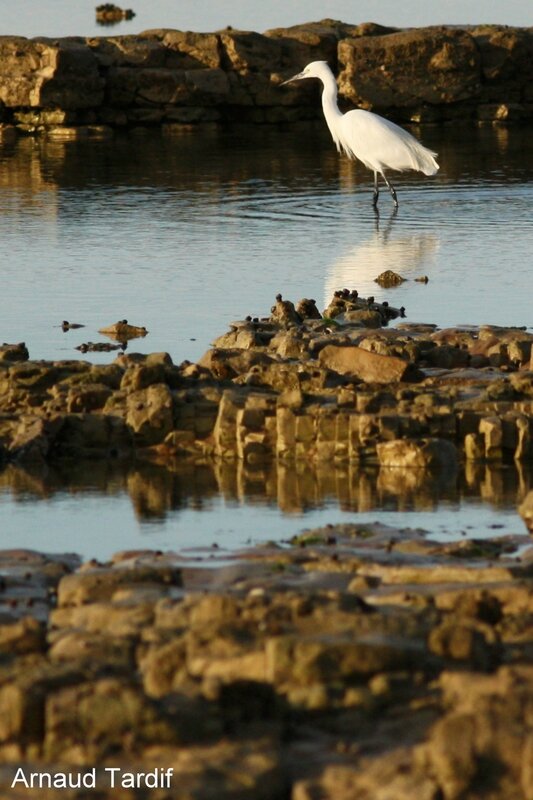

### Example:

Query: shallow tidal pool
xmin=0 ymin=123 xmax=532 ymax=558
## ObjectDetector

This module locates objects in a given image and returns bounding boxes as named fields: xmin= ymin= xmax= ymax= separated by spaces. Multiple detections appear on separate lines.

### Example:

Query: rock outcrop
xmin=1 ymin=292 xmax=533 ymax=473
xmin=1 ymin=22 xmax=533 ymax=135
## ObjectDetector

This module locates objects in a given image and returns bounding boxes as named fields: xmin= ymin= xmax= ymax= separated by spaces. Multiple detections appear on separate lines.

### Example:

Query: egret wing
xmin=339 ymin=110 xmax=438 ymax=175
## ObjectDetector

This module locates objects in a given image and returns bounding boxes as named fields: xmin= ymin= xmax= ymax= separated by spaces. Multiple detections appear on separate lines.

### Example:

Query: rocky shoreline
xmin=1 ymin=21 xmax=533 ymax=137
xmin=0 ymin=287 xmax=532 ymax=797
xmin=1 ymin=289 xmax=532 ymax=473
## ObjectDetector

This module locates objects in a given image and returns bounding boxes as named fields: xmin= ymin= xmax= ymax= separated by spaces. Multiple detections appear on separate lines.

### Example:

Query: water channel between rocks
xmin=1 ymin=124 xmax=532 ymax=559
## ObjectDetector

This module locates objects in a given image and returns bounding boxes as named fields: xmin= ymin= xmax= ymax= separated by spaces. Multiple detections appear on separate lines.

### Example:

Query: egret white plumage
xmin=281 ymin=61 xmax=439 ymax=208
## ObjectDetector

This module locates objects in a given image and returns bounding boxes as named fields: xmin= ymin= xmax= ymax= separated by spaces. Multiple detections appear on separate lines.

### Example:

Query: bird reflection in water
xmin=324 ymin=210 xmax=440 ymax=309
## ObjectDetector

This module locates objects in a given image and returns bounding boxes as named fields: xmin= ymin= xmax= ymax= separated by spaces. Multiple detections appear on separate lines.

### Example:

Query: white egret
xmin=281 ymin=61 xmax=439 ymax=207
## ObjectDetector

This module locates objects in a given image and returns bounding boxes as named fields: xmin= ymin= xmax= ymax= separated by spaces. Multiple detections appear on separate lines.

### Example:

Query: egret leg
xmin=382 ymin=173 xmax=399 ymax=208
xmin=372 ymin=172 xmax=379 ymax=207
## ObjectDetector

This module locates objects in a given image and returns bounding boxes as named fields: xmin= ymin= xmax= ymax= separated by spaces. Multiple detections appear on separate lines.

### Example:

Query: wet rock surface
xmin=0 ymin=22 xmax=533 ymax=134
xmin=0 ymin=521 xmax=531 ymax=798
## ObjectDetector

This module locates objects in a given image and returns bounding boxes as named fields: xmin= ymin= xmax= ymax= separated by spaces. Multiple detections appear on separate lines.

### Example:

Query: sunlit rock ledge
xmin=0 ymin=20 xmax=532 ymax=136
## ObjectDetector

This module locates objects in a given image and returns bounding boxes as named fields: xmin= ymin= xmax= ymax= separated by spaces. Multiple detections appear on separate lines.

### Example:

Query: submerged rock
xmin=61 ymin=321 xmax=85 ymax=331
xmin=76 ymin=341 xmax=124 ymax=353
xmin=95 ymin=3 xmax=136 ymax=24
xmin=99 ymin=320 xmax=148 ymax=341
xmin=375 ymin=269 xmax=407 ymax=287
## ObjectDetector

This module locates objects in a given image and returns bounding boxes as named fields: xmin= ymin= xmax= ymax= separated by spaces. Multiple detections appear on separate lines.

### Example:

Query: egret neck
xmin=319 ymin=69 xmax=343 ymax=154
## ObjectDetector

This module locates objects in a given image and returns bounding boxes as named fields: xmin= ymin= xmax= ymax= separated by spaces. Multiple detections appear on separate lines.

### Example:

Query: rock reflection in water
xmin=0 ymin=459 xmax=530 ymax=524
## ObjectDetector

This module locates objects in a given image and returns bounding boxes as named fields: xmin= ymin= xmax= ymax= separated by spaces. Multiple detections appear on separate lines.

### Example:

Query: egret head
xmin=281 ymin=61 xmax=332 ymax=86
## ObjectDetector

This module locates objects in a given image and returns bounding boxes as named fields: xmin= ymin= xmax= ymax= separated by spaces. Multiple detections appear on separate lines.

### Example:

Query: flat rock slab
xmin=318 ymin=344 xmax=420 ymax=383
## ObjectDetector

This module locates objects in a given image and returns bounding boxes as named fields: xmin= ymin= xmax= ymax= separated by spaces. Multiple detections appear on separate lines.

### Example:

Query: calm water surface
xmin=2 ymin=1 xmax=532 ymax=40
xmin=0 ymin=123 xmax=532 ymax=558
